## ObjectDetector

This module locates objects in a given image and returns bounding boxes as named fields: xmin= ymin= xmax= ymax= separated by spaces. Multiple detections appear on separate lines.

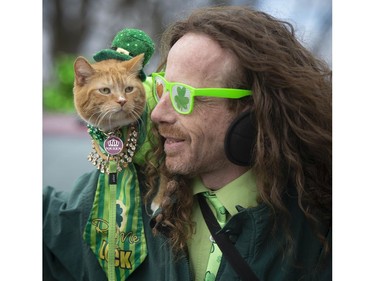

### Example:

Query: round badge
xmin=104 ymin=136 xmax=124 ymax=155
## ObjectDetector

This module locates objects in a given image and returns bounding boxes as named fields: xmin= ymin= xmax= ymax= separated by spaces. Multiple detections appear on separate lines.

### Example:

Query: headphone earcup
xmin=224 ymin=110 xmax=256 ymax=167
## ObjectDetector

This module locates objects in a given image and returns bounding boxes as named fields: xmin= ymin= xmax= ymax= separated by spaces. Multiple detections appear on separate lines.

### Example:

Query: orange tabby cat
xmin=73 ymin=54 xmax=145 ymax=132
xmin=73 ymin=53 xmax=166 ymax=209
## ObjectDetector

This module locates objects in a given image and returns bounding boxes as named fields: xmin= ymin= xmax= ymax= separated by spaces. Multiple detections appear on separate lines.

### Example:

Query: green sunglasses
xmin=152 ymin=72 xmax=252 ymax=114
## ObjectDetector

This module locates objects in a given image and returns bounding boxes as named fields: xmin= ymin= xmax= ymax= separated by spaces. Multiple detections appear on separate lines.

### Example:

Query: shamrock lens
xmin=171 ymin=85 xmax=192 ymax=114
xmin=153 ymin=74 xmax=193 ymax=114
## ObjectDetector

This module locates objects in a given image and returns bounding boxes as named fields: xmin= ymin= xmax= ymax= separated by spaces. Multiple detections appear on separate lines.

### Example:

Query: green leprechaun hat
xmin=93 ymin=28 xmax=155 ymax=81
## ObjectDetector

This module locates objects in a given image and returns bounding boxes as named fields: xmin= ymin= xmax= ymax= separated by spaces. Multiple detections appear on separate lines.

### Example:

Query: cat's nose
xmin=117 ymin=97 xmax=126 ymax=106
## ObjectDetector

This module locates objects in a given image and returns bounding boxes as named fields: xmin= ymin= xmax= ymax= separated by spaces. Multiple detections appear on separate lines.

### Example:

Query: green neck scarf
xmin=83 ymin=110 xmax=150 ymax=280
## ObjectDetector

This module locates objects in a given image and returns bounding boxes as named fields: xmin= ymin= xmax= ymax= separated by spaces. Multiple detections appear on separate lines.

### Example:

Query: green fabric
xmin=94 ymin=28 xmax=155 ymax=66
xmin=43 ymin=169 xmax=331 ymax=280
xmin=43 ymin=171 xmax=331 ymax=281
xmin=202 ymin=192 xmax=227 ymax=281
xmin=188 ymin=170 xmax=259 ymax=281
xmin=133 ymin=77 xmax=156 ymax=165
xmin=108 ymin=168 xmax=117 ymax=281
xmin=83 ymin=163 xmax=147 ymax=280
xmin=43 ymin=97 xmax=331 ymax=281
xmin=93 ymin=28 xmax=155 ymax=82
xmin=43 ymin=169 xmax=192 ymax=281
xmin=191 ymin=169 xmax=259 ymax=215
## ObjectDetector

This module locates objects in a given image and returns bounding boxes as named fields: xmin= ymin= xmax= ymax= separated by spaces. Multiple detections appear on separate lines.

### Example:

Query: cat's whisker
xmin=130 ymin=108 xmax=145 ymax=130
xmin=127 ymin=107 xmax=139 ymax=120
xmin=84 ymin=112 xmax=97 ymax=127
xmin=95 ymin=112 xmax=104 ymax=127
xmin=103 ymin=109 xmax=116 ymax=130
xmin=132 ymin=104 xmax=144 ymax=116
xmin=88 ymin=113 xmax=100 ymax=127
xmin=135 ymin=119 xmax=144 ymax=132
xmin=107 ymin=110 xmax=117 ymax=131
xmin=97 ymin=110 xmax=110 ymax=130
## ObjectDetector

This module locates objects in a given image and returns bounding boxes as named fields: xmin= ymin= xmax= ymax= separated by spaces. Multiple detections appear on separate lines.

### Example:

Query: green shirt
xmin=187 ymin=169 xmax=259 ymax=281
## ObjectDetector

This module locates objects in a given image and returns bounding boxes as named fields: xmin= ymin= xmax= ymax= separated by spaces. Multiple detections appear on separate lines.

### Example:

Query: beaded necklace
xmin=86 ymin=123 xmax=138 ymax=174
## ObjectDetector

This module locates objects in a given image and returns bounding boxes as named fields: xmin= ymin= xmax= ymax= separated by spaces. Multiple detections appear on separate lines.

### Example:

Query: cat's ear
xmin=74 ymin=56 xmax=95 ymax=86
xmin=126 ymin=54 xmax=145 ymax=73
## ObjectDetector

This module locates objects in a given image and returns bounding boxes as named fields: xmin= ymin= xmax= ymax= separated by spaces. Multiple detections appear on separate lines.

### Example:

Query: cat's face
xmin=73 ymin=54 xmax=146 ymax=132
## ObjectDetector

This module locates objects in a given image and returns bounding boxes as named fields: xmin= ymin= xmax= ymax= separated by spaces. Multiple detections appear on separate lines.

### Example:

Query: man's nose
xmin=151 ymin=91 xmax=176 ymax=124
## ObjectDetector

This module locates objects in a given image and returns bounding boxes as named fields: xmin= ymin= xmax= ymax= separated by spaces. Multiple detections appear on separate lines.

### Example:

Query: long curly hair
xmin=145 ymin=5 xmax=332 ymax=254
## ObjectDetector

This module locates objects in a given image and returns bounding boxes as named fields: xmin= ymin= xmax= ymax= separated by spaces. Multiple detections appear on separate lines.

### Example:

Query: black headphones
xmin=224 ymin=110 xmax=257 ymax=167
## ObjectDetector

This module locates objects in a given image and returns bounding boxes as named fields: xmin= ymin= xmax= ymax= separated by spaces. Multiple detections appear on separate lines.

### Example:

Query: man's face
xmin=151 ymin=33 xmax=238 ymax=178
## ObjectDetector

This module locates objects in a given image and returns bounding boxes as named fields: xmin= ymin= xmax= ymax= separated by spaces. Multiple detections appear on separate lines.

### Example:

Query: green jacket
xmin=43 ymin=169 xmax=331 ymax=281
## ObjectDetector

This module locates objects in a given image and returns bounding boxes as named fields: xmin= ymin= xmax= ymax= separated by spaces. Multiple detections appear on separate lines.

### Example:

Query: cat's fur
xmin=73 ymin=54 xmax=146 ymax=132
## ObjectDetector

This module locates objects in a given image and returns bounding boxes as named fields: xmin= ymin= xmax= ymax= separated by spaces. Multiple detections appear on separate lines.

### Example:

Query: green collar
xmin=192 ymin=169 xmax=259 ymax=215
xmin=86 ymin=124 xmax=138 ymax=174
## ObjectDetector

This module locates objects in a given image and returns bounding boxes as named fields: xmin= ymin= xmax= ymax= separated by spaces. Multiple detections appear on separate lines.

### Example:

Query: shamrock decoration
xmin=219 ymin=206 xmax=226 ymax=216
xmin=210 ymin=243 xmax=216 ymax=253
xmin=116 ymin=203 xmax=124 ymax=227
xmin=204 ymin=271 xmax=216 ymax=281
xmin=174 ymin=86 xmax=189 ymax=111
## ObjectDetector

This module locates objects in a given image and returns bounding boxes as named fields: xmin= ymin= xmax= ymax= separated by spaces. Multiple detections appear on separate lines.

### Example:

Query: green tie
xmin=203 ymin=192 xmax=227 ymax=281
xmin=83 ymin=125 xmax=148 ymax=280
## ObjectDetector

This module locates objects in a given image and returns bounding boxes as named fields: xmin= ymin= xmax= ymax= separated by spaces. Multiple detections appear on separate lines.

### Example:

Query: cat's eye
xmin=99 ymin=88 xmax=111 ymax=95
xmin=125 ymin=86 xmax=134 ymax=93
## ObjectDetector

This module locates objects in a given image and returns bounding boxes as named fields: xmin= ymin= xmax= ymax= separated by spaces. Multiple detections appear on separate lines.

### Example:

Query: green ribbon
xmin=108 ymin=161 xmax=118 ymax=281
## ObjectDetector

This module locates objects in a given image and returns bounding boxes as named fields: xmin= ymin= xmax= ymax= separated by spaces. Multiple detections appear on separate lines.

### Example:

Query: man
xmin=43 ymin=6 xmax=331 ymax=281
xmin=146 ymin=6 xmax=331 ymax=281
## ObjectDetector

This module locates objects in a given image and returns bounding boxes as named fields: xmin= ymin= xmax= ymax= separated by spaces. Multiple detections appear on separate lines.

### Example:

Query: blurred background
xmin=43 ymin=0 xmax=332 ymax=191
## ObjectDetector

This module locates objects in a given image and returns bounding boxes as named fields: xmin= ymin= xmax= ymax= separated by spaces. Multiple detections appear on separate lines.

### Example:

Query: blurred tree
xmin=43 ymin=54 xmax=76 ymax=113
xmin=43 ymin=0 xmax=93 ymax=112
xmin=45 ymin=0 xmax=91 ymax=58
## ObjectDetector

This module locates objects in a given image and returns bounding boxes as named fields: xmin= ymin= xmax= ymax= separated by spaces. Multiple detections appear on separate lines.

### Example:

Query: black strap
xmin=198 ymin=193 xmax=260 ymax=281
